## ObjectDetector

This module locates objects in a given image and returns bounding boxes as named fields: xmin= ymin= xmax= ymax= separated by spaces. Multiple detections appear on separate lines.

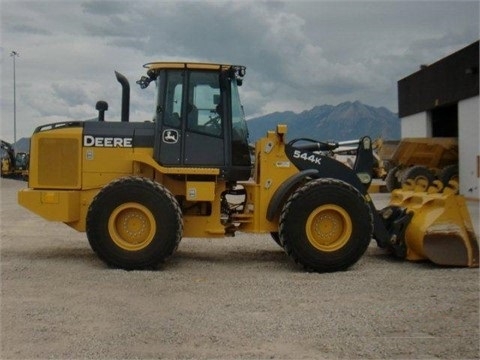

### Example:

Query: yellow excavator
xmin=17 ymin=62 xmax=478 ymax=271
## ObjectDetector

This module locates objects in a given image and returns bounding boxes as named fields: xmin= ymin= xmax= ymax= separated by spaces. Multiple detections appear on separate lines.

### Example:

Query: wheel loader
xmin=382 ymin=137 xmax=459 ymax=192
xmin=17 ymin=62 xmax=479 ymax=271
xmin=1 ymin=139 xmax=29 ymax=180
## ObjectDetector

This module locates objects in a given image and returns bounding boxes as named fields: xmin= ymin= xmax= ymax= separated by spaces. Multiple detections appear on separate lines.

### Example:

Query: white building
xmin=397 ymin=40 xmax=479 ymax=199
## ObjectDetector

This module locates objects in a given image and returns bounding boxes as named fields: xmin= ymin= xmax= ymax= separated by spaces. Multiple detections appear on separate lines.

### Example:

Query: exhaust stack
xmin=115 ymin=71 xmax=130 ymax=122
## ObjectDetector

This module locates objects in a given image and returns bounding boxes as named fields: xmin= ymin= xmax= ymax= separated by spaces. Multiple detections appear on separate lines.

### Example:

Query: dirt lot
xmin=1 ymin=177 xmax=479 ymax=359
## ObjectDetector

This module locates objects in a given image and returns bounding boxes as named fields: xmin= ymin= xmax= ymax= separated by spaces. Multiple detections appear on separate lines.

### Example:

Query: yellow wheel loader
xmin=382 ymin=137 xmax=459 ymax=192
xmin=18 ymin=62 xmax=478 ymax=271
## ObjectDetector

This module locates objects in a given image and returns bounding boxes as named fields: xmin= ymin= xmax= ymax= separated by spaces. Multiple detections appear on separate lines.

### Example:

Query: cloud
xmin=82 ymin=0 xmax=132 ymax=15
xmin=0 ymin=0 xmax=478 ymax=141
xmin=51 ymin=83 xmax=91 ymax=107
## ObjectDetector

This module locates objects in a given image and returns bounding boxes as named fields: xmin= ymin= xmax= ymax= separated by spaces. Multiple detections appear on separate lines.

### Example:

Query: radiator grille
xmin=38 ymin=138 xmax=80 ymax=187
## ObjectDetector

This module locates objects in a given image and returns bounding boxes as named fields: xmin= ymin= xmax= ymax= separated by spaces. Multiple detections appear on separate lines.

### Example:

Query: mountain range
xmin=246 ymin=101 xmax=400 ymax=143
xmin=10 ymin=101 xmax=399 ymax=153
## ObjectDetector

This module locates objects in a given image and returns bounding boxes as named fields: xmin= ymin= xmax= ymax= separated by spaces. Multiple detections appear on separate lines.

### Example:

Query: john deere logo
xmin=163 ymin=130 xmax=179 ymax=144
xmin=83 ymin=135 xmax=132 ymax=148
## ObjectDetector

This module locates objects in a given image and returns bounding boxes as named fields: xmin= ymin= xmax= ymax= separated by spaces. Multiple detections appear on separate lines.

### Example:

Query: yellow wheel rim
xmin=449 ymin=175 xmax=459 ymax=183
xmin=414 ymin=176 xmax=430 ymax=191
xmin=108 ymin=202 xmax=156 ymax=251
xmin=306 ymin=204 xmax=352 ymax=252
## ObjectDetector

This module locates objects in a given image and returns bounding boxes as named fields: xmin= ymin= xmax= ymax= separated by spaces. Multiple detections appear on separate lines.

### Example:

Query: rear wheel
xmin=86 ymin=176 xmax=183 ymax=270
xmin=279 ymin=178 xmax=373 ymax=272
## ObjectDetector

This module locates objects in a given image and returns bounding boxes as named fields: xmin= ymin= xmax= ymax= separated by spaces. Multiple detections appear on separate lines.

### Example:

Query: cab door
xmin=154 ymin=69 xmax=225 ymax=167
xmin=183 ymin=71 xmax=225 ymax=166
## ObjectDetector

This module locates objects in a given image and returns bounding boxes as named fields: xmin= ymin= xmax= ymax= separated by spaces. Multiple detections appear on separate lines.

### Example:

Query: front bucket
xmin=390 ymin=180 xmax=479 ymax=267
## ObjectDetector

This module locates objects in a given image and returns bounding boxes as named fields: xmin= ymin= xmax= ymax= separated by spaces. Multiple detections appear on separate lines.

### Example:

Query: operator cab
xmin=140 ymin=63 xmax=252 ymax=181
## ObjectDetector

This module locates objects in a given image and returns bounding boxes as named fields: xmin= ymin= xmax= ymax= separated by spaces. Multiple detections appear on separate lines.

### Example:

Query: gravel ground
xmin=1 ymin=177 xmax=479 ymax=359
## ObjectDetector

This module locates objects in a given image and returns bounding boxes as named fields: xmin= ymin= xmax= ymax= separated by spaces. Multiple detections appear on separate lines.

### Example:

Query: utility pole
xmin=10 ymin=51 xmax=19 ymax=150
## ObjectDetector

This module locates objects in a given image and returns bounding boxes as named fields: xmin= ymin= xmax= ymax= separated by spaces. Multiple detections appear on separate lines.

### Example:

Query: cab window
xmin=187 ymin=72 xmax=222 ymax=137
xmin=163 ymin=71 xmax=183 ymax=127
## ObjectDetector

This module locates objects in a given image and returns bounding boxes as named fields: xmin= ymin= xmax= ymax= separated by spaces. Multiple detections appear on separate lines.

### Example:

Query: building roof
xmin=398 ymin=40 xmax=479 ymax=118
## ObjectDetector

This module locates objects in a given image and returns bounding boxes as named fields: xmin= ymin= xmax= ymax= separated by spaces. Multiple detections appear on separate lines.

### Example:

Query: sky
xmin=1 ymin=0 xmax=479 ymax=143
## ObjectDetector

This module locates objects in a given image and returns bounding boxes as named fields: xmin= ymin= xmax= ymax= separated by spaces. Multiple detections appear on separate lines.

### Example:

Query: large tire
xmin=86 ymin=176 xmax=183 ymax=270
xmin=279 ymin=178 xmax=373 ymax=273
xmin=439 ymin=164 xmax=459 ymax=187
xmin=385 ymin=166 xmax=401 ymax=192
xmin=401 ymin=165 xmax=435 ymax=190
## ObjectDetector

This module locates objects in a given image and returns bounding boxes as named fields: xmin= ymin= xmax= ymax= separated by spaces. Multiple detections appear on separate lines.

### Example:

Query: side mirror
xmin=136 ymin=76 xmax=151 ymax=89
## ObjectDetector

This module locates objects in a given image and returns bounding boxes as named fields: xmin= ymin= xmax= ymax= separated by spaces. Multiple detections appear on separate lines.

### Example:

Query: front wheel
xmin=86 ymin=176 xmax=183 ymax=270
xmin=279 ymin=178 xmax=373 ymax=272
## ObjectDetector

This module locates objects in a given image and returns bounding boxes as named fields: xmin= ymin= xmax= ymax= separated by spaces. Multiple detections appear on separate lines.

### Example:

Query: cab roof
xmin=143 ymin=62 xmax=235 ymax=71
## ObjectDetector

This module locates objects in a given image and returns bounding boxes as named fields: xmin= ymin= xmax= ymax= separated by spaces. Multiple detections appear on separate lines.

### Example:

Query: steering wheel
xmin=204 ymin=115 xmax=222 ymax=134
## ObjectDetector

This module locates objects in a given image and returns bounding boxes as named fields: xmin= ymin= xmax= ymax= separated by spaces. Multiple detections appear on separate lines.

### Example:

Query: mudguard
xmin=284 ymin=137 xmax=373 ymax=193
xmin=266 ymin=169 xmax=319 ymax=221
